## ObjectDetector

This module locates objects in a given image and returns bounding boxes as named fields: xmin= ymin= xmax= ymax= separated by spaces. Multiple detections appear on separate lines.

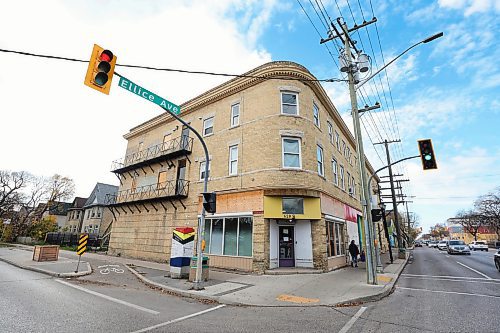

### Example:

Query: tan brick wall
xmin=109 ymin=62 xmax=373 ymax=268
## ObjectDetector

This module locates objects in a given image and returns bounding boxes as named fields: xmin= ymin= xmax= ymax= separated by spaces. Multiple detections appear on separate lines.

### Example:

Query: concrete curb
xmin=0 ymin=256 xmax=92 ymax=278
xmin=125 ymin=264 xmax=231 ymax=304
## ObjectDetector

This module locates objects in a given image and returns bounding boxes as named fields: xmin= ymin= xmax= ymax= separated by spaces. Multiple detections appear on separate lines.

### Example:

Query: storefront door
xmin=279 ymin=226 xmax=294 ymax=267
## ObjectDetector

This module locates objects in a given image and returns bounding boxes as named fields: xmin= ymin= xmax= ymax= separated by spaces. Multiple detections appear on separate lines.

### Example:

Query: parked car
xmin=429 ymin=241 xmax=438 ymax=248
xmin=469 ymin=241 xmax=488 ymax=251
xmin=415 ymin=242 xmax=422 ymax=247
xmin=447 ymin=240 xmax=471 ymax=255
xmin=437 ymin=240 xmax=448 ymax=250
xmin=494 ymin=250 xmax=500 ymax=272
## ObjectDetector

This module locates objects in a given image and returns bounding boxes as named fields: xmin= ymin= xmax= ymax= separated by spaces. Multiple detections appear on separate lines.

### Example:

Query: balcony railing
xmin=105 ymin=179 xmax=189 ymax=205
xmin=111 ymin=136 xmax=193 ymax=174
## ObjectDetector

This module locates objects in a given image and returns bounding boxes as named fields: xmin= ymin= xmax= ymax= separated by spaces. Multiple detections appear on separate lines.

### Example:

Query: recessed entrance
xmin=279 ymin=226 xmax=294 ymax=267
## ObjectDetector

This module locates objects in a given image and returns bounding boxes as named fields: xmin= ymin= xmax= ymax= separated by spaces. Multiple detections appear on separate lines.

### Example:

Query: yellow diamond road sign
xmin=77 ymin=234 xmax=88 ymax=256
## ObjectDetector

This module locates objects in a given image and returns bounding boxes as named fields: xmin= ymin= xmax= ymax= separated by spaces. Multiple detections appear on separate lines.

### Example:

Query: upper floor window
xmin=231 ymin=103 xmax=240 ymax=127
xmin=281 ymin=92 xmax=298 ymax=115
xmin=332 ymin=159 xmax=338 ymax=186
xmin=157 ymin=171 xmax=167 ymax=189
xmin=346 ymin=147 xmax=351 ymax=161
xmin=200 ymin=161 xmax=210 ymax=181
xmin=313 ymin=103 xmax=320 ymax=127
xmin=327 ymin=121 xmax=333 ymax=143
xmin=317 ymin=145 xmax=324 ymax=177
xmin=282 ymin=137 xmax=301 ymax=169
xmin=347 ymin=172 xmax=352 ymax=194
xmin=339 ymin=165 xmax=345 ymax=190
xmin=351 ymin=176 xmax=356 ymax=197
xmin=203 ymin=117 xmax=214 ymax=136
xmin=229 ymin=145 xmax=238 ymax=176
xmin=342 ymin=140 xmax=346 ymax=156
xmin=335 ymin=131 xmax=340 ymax=151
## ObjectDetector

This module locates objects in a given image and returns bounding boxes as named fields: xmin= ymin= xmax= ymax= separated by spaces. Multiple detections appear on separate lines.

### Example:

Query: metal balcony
xmin=105 ymin=179 xmax=189 ymax=206
xmin=111 ymin=136 xmax=193 ymax=174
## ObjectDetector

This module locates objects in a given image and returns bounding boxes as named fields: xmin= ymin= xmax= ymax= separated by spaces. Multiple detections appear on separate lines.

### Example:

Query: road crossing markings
xmin=398 ymin=287 xmax=500 ymax=299
xmin=130 ymin=305 xmax=226 ymax=333
xmin=400 ymin=276 xmax=500 ymax=285
xmin=456 ymin=261 xmax=492 ymax=280
xmin=338 ymin=306 xmax=367 ymax=333
xmin=401 ymin=273 xmax=500 ymax=282
xmin=55 ymin=279 xmax=160 ymax=315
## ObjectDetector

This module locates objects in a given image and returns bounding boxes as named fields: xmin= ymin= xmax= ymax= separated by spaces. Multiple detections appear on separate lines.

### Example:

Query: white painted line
xmin=130 ymin=304 xmax=226 ymax=333
xmin=401 ymin=276 xmax=500 ymax=285
xmin=338 ymin=306 xmax=367 ymax=333
xmin=55 ymin=279 xmax=159 ymax=315
xmin=401 ymin=273 xmax=500 ymax=282
xmin=456 ymin=261 xmax=492 ymax=280
xmin=398 ymin=287 xmax=500 ymax=299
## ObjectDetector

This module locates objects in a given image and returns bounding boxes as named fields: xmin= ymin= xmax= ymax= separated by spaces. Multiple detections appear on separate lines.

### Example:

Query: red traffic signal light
xmin=84 ymin=45 xmax=117 ymax=95
xmin=418 ymin=139 xmax=438 ymax=170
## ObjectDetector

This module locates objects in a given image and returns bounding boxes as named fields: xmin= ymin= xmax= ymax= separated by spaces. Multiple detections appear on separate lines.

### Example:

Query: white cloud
xmin=0 ymin=0 xmax=276 ymax=197
xmin=438 ymin=0 xmax=500 ymax=15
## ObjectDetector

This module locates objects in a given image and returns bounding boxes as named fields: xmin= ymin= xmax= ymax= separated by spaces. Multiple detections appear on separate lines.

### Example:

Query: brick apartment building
xmin=107 ymin=61 xmax=378 ymax=273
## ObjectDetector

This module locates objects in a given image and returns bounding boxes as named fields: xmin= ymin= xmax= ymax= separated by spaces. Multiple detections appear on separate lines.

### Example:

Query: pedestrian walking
xmin=348 ymin=240 xmax=360 ymax=267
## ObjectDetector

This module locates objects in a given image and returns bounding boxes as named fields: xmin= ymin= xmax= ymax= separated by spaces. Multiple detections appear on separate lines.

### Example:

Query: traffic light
xmin=371 ymin=209 xmax=382 ymax=222
xmin=418 ymin=139 xmax=438 ymax=170
xmin=84 ymin=44 xmax=117 ymax=95
xmin=202 ymin=192 xmax=216 ymax=214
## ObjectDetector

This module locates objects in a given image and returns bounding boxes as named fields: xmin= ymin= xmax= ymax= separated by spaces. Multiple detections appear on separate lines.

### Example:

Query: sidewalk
xmin=0 ymin=243 xmax=409 ymax=307
xmin=0 ymin=244 xmax=92 ymax=278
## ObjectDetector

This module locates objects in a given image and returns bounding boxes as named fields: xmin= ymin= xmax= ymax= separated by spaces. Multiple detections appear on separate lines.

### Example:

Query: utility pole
xmin=375 ymin=139 xmax=405 ymax=259
xmin=338 ymin=18 xmax=378 ymax=284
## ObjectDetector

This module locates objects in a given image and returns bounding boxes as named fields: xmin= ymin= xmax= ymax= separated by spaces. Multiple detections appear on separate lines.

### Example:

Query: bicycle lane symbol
xmin=98 ymin=264 xmax=125 ymax=275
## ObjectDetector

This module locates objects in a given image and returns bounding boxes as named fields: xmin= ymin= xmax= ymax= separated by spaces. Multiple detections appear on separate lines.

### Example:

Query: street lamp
xmin=342 ymin=28 xmax=443 ymax=285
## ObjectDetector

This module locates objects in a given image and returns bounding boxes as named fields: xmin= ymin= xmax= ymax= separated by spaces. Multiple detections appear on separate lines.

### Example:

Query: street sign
xmin=77 ymin=234 xmax=88 ymax=256
xmin=118 ymin=76 xmax=181 ymax=114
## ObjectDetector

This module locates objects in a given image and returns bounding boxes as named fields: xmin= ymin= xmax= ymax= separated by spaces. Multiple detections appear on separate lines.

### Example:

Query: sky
xmin=1 ymin=0 xmax=499 ymax=233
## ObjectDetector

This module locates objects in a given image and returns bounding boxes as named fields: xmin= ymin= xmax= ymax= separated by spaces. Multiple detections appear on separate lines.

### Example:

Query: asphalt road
xmin=1 ymin=246 xmax=499 ymax=332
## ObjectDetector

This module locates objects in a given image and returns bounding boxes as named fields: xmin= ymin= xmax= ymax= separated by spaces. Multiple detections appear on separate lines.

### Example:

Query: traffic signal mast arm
xmin=368 ymin=154 xmax=421 ymax=189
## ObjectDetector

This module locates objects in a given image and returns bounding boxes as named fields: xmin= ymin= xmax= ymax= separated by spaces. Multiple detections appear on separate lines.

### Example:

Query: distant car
xmin=447 ymin=240 xmax=471 ymax=255
xmin=495 ymin=250 xmax=500 ymax=272
xmin=437 ymin=240 xmax=448 ymax=250
xmin=415 ymin=242 xmax=422 ymax=247
xmin=429 ymin=241 xmax=438 ymax=248
xmin=469 ymin=241 xmax=488 ymax=251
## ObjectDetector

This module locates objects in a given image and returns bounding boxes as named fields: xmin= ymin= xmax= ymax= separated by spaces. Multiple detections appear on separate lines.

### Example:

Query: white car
xmin=469 ymin=241 xmax=488 ymax=251
xmin=429 ymin=241 xmax=438 ymax=248
xmin=437 ymin=240 xmax=448 ymax=250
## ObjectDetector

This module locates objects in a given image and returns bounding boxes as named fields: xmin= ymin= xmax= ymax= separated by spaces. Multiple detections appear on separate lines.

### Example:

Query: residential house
xmin=65 ymin=197 xmax=87 ymax=233
xmin=81 ymin=183 xmax=118 ymax=237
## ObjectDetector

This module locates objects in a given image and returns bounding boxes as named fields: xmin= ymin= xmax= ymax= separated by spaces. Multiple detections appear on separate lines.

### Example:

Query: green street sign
xmin=118 ymin=76 xmax=180 ymax=114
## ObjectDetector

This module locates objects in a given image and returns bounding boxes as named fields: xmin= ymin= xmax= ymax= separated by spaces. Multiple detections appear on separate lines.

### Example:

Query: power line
xmin=0 ymin=47 xmax=343 ymax=83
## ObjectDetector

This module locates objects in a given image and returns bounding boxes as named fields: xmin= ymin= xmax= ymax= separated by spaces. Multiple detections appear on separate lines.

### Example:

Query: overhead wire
xmin=0 ymin=47 xmax=343 ymax=83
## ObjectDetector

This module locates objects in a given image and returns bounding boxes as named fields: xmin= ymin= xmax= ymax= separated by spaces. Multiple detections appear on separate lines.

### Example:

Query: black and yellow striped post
xmin=75 ymin=233 xmax=88 ymax=273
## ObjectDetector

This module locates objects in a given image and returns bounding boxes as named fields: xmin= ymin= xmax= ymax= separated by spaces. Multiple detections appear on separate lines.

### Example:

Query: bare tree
xmin=475 ymin=188 xmax=500 ymax=239
xmin=454 ymin=210 xmax=485 ymax=242
xmin=0 ymin=171 xmax=27 ymax=218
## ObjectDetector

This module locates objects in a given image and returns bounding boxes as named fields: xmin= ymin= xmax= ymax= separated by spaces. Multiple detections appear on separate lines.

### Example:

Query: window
xmin=335 ymin=131 xmax=340 ymax=151
xmin=91 ymin=209 xmax=95 ymax=218
xmin=351 ymin=177 xmax=356 ymax=196
xmin=332 ymin=159 xmax=338 ymax=185
xmin=231 ymin=103 xmax=240 ymax=127
xmin=326 ymin=221 xmax=345 ymax=257
xmin=327 ymin=121 xmax=333 ymax=143
xmin=281 ymin=92 xmax=298 ymax=115
xmin=346 ymin=147 xmax=351 ymax=160
xmin=157 ymin=171 xmax=167 ymax=189
xmin=347 ymin=172 xmax=352 ymax=194
xmin=339 ymin=165 xmax=345 ymax=190
xmin=203 ymin=117 xmax=214 ymax=136
xmin=87 ymin=210 xmax=90 ymax=219
xmin=317 ymin=145 xmax=324 ymax=176
xmin=313 ymin=103 xmax=320 ymax=127
xmin=204 ymin=216 xmax=253 ymax=257
xmin=200 ymin=161 xmax=210 ymax=181
xmin=96 ymin=208 xmax=101 ymax=218
xmin=342 ymin=140 xmax=346 ymax=157
xmin=282 ymin=197 xmax=304 ymax=214
xmin=229 ymin=145 xmax=238 ymax=175
xmin=282 ymin=137 xmax=301 ymax=168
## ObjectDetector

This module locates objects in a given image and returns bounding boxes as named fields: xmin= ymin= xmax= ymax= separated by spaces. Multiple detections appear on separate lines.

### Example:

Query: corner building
xmin=108 ymin=61 xmax=376 ymax=273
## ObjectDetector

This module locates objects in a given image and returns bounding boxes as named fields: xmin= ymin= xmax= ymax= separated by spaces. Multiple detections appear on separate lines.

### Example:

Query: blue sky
xmin=0 ymin=0 xmax=499 ymax=233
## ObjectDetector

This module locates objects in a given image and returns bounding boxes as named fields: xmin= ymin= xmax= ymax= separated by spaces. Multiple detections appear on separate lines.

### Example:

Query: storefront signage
xmin=264 ymin=196 xmax=321 ymax=219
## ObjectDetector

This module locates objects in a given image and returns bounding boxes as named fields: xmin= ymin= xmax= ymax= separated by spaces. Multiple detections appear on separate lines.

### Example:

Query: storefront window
xmin=326 ymin=221 xmax=345 ymax=257
xmin=282 ymin=197 xmax=304 ymax=214
xmin=210 ymin=218 xmax=223 ymax=255
xmin=204 ymin=216 xmax=253 ymax=257
xmin=238 ymin=217 xmax=253 ymax=256
xmin=223 ymin=218 xmax=238 ymax=256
